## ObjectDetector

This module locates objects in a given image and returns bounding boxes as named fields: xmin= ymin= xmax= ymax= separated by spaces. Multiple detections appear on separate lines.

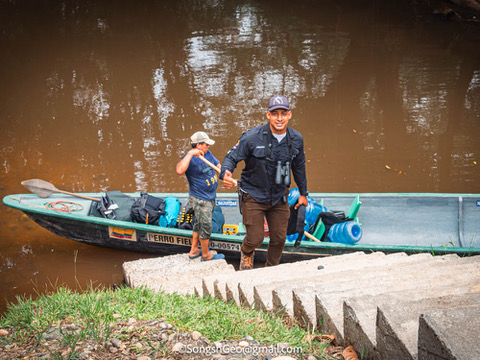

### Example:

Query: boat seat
xmin=347 ymin=194 xmax=362 ymax=223
xmin=311 ymin=195 xmax=362 ymax=241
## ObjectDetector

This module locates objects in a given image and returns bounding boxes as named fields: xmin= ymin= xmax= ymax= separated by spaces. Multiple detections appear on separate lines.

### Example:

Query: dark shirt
xmin=184 ymin=150 xmax=220 ymax=201
xmin=221 ymin=124 xmax=307 ymax=205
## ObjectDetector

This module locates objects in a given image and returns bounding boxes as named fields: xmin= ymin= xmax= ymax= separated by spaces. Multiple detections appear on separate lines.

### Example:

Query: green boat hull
xmin=3 ymin=192 xmax=480 ymax=260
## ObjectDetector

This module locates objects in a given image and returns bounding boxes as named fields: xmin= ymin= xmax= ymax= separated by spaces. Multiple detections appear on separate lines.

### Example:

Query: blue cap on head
xmin=268 ymin=95 xmax=290 ymax=112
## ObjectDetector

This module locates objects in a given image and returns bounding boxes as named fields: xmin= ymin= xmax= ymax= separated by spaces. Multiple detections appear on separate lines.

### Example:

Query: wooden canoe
xmin=3 ymin=192 xmax=480 ymax=262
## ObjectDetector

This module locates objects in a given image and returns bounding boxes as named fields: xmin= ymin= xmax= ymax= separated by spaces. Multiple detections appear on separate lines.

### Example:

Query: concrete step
xmin=264 ymin=254 xmax=465 ymax=329
xmin=122 ymin=252 xmax=480 ymax=360
xmin=314 ymin=257 xmax=480 ymax=344
xmin=343 ymin=281 xmax=480 ymax=359
xmin=238 ymin=252 xmax=403 ymax=308
xmin=418 ymin=304 xmax=480 ymax=360
xmin=253 ymin=252 xmax=434 ymax=315
xmin=376 ymin=294 xmax=480 ymax=360
xmin=200 ymin=251 xmax=366 ymax=303
xmin=122 ymin=253 xmax=235 ymax=295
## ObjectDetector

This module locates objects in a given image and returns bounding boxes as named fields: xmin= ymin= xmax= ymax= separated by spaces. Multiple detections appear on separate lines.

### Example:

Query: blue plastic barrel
xmin=288 ymin=188 xmax=300 ymax=205
xmin=327 ymin=221 xmax=362 ymax=244
xmin=305 ymin=200 xmax=328 ymax=225
xmin=286 ymin=233 xmax=299 ymax=242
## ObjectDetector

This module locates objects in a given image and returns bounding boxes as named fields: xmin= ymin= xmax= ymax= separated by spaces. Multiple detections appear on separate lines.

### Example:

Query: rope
xmin=46 ymin=201 xmax=84 ymax=213
xmin=12 ymin=197 xmax=84 ymax=213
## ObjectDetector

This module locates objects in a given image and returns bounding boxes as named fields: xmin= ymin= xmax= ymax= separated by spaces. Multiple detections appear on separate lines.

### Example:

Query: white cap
xmin=190 ymin=131 xmax=215 ymax=145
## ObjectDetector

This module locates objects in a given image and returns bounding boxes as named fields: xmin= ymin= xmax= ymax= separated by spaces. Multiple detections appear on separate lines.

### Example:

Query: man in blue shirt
xmin=176 ymin=131 xmax=225 ymax=261
xmin=221 ymin=96 xmax=308 ymax=269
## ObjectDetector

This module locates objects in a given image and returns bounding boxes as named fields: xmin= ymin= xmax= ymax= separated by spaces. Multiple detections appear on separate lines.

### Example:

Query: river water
xmin=1 ymin=0 xmax=479 ymax=313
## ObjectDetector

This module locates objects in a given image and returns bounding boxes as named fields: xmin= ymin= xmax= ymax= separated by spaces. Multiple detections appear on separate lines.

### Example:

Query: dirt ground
xmin=0 ymin=318 xmax=348 ymax=359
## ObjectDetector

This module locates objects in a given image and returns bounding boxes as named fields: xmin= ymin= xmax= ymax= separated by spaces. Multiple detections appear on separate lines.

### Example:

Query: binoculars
xmin=275 ymin=161 xmax=291 ymax=186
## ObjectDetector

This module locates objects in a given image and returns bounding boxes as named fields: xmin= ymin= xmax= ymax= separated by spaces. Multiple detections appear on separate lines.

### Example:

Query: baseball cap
xmin=190 ymin=131 xmax=215 ymax=145
xmin=268 ymin=95 xmax=290 ymax=112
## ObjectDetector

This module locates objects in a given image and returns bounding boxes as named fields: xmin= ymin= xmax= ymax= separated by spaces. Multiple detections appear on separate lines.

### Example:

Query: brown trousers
xmin=240 ymin=192 xmax=290 ymax=266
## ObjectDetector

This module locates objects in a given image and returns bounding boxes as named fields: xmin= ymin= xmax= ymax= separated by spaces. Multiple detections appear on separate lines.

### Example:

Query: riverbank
xmin=0 ymin=286 xmax=345 ymax=359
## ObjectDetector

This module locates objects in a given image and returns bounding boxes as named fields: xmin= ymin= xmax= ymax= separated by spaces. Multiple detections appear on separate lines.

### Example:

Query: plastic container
xmin=286 ymin=233 xmax=299 ymax=242
xmin=288 ymin=188 xmax=300 ymax=205
xmin=264 ymin=217 xmax=269 ymax=238
xmin=327 ymin=221 xmax=362 ymax=244
xmin=305 ymin=200 xmax=328 ymax=225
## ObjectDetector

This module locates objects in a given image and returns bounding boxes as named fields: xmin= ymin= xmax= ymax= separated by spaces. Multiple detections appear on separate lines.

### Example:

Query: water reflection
xmin=1 ymin=0 xmax=480 ymax=313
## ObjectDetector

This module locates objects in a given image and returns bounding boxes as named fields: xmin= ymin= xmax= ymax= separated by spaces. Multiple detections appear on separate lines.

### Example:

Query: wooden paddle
xmin=304 ymin=231 xmax=321 ymax=242
xmin=21 ymin=179 xmax=100 ymax=202
xmin=199 ymin=155 xmax=238 ymax=187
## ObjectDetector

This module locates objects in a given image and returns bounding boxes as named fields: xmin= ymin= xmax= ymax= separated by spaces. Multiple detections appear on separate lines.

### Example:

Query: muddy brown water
xmin=1 ymin=0 xmax=480 ymax=314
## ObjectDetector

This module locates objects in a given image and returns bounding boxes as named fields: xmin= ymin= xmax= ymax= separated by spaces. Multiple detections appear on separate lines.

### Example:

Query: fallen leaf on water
xmin=474 ymin=161 xmax=477 ymax=165
xmin=342 ymin=345 xmax=359 ymax=360
xmin=398 ymin=171 xmax=402 ymax=174
xmin=385 ymin=165 xmax=391 ymax=170
xmin=430 ymin=131 xmax=434 ymax=135
xmin=353 ymin=129 xmax=357 ymax=133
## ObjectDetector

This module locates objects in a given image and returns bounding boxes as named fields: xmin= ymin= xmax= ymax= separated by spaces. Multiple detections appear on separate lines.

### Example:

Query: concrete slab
xmin=273 ymin=253 xmax=460 ymax=329
xmin=122 ymin=253 xmax=235 ymax=295
xmin=201 ymin=251 xmax=365 ymax=305
xmin=343 ymin=281 xmax=480 ymax=359
xmin=273 ymin=253 xmax=438 ymax=324
xmin=271 ymin=287 xmax=295 ymax=317
xmin=227 ymin=252 xmax=368 ymax=306
xmin=376 ymin=294 xmax=480 ymax=360
xmin=292 ymin=287 xmax=316 ymax=330
xmin=254 ymin=252 xmax=432 ymax=313
xmin=315 ymin=258 xmax=480 ymax=344
xmin=418 ymin=304 xmax=480 ymax=360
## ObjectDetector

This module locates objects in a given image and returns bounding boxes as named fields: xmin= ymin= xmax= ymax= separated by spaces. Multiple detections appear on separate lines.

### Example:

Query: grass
xmin=0 ymin=284 xmax=333 ymax=359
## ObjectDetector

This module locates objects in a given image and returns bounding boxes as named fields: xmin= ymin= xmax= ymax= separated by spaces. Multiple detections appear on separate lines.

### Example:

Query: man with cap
xmin=176 ymin=131 xmax=225 ymax=261
xmin=221 ymin=95 xmax=308 ymax=269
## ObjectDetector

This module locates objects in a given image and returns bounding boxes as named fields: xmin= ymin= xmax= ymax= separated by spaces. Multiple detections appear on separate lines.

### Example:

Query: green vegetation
xmin=0 ymin=285 xmax=332 ymax=358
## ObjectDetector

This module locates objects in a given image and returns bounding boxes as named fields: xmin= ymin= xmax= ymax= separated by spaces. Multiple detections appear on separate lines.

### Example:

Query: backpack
xmin=176 ymin=205 xmax=224 ymax=233
xmin=177 ymin=206 xmax=195 ymax=230
xmin=90 ymin=191 xmax=135 ymax=222
xmin=212 ymin=205 xmax=225 ymax=234
xmin=159 ymin=197 xmax=181 ymax=228
xmin=131 ymin=193 xmax=166 ymax=225
xmin=287 ymin=204 xmax=306 ymax=248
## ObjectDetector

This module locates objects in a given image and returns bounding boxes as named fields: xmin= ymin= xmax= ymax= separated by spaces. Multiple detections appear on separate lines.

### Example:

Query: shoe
xmin=240 ymin=251 xmax=254 ymax=270
xmin=201 ymin=253 xmax=225 ymax=262
xmin=188 ymin=250 xmax=202 ymax=259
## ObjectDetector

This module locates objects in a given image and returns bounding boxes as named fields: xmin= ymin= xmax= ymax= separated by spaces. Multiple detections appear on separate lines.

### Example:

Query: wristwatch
xmin=301 ymin=191 xmax=309 ymax=197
